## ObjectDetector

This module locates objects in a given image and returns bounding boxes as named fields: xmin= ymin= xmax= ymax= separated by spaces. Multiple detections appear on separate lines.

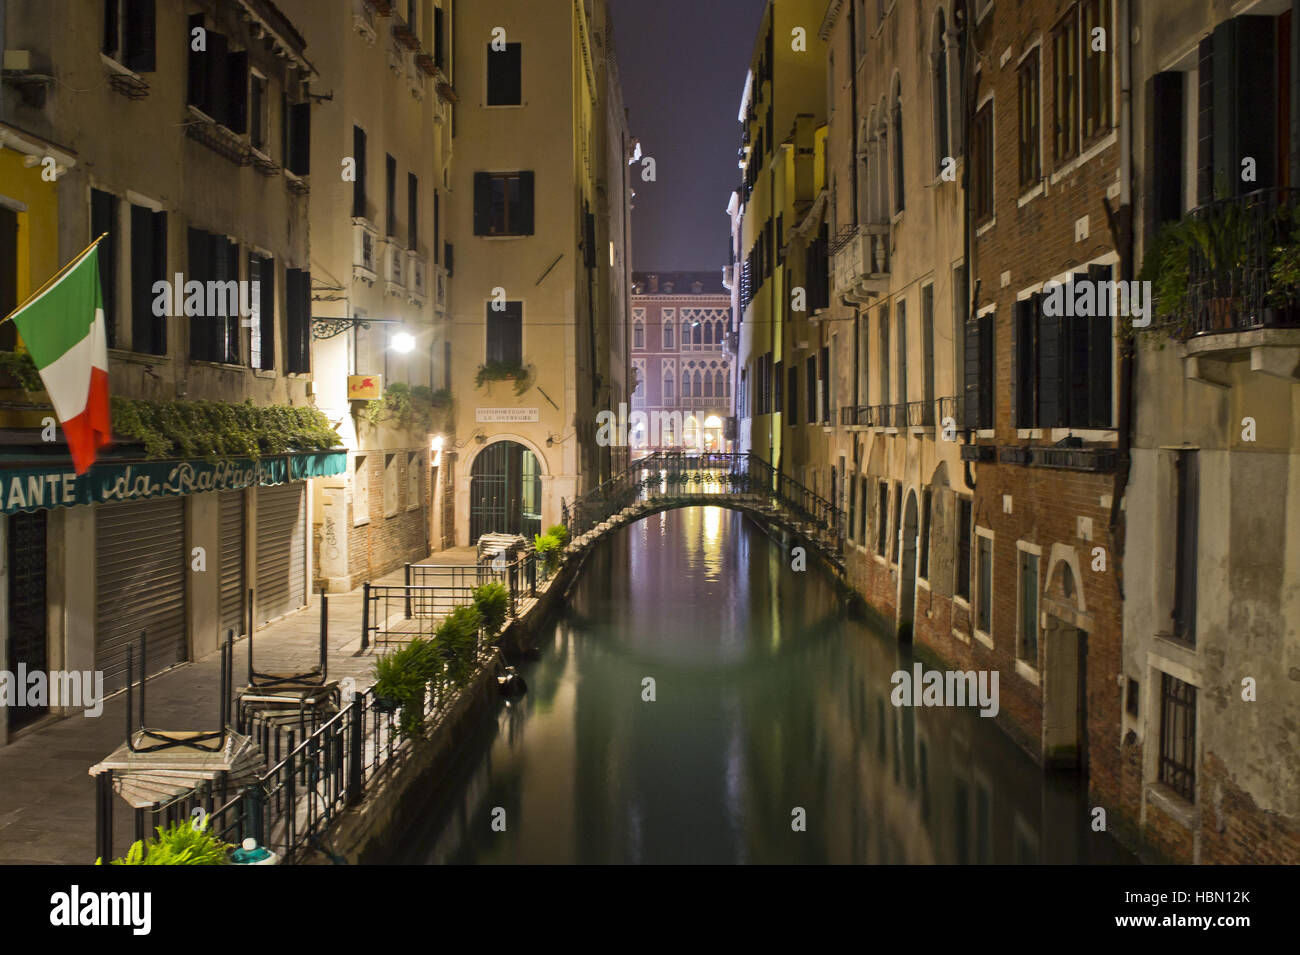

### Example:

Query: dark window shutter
xmin=129 ymin=204 xmax=154 ymax=355
xmin=518 ymin=171 xmax=535 ymax=235
xmin=91 ymin=190 xmax=118 ymax=350
xmin=1088 ymin=264 xmax=1114 ymax=427
xmin=104 ymin=0 xmax=119 ymax=58
xmin=352 ymin=126 xmax=367 ymax=218
xmin=486 ymin=301 xmax=523 ymax=365
xmin=150 ymin=211 xmax=167 ymax=355
xmin=1014 ymin=298 xmax=1035 ymax=429
xmin=187 ymin=227 xmax=208 ymax=361
xmin=226 ymin=238 xmax=241 ymax=363
xmin=444 ymin=241 xmax=454 ymax=276
xmin=1197 ymin=36 xmax=1214 ymax=205
xmin=259 ymin=256 xmax=275 ymax=370
xmin=207 ymin=31 xmax=229 ymax=126
xmin=979 ymin=312 xmax=994 ymax=429
xmin=226 ymin=50 xmax=248 ymax=134
xmin=187 ymin=14 xmax=208 ymax=111
xmin=1066 ymin=272 xmax=1091 ymax=426
xmin=124 ymin=0 xmax=156 ymax=72
xmin=289 ymin=102 xmax=311 ymax=175
xmin=1036 ymin=302 xmax=1062 ymax=428
xmin=963 ymin=319 xmax=981 ymax=429
xmin=472 ymin=173 xmax=491 ymax=235
xmin=487 ymin=43 xmax=522 ymax=105
xmin=1235 ymin=17 xmax=1278 ymax=193
xmin=385 ymin=154 xmax=397 ymax=236
xmin=434 ymin=7 xmax=445 ymax=69
xmin=1147 ymin=73 xmax=1184 ymax=239
xmin=284 ymin=268 xmax=311 ymax=374
xmin=409 ymin=173 xmax=418 ymax=250
xmin=208 ymin=233 xmax=228 ymax=362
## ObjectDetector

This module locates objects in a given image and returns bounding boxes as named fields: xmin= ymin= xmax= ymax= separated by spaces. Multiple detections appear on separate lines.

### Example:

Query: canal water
xmin=387 ymin=506 xmax=1134 ymax=864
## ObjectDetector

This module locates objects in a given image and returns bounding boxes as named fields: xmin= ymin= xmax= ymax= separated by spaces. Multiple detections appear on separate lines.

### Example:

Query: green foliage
xmin=374 ymin=636 xmax=445 ymax=738
xmin=1269 ymin=205 xmax=1300 ymax=307
xmin=111 ymin=397 xmax=341 ymax=463
xmin=533 ymin=532 xmax=562 ymax=572
xmin=364 ymin=382 xmax=453 ymax=431
xmin=474 ymin=361 xmax=534 ymax=396
xmin=96 ymin=821 xmax=231 ymax=865
xmin=0 ymin=349 xmax=45 ymax=391
xmin=545 ymin=524 xmax=570 ymax=548
xmin=472 ymin=581 xmax=510 ymax=637
xmin=436 ymin=604 xmax=482 ymax=686
xmin=1137 ymin=221 xmax=1193 ymax=341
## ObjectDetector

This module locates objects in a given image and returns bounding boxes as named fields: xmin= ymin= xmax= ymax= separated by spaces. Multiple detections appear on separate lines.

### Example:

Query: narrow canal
xmin=387 ymin=506 xmax=1134 ymax=864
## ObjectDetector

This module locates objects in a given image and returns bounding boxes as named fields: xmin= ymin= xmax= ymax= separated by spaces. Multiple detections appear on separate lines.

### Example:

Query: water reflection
xmin=389 ymin=507 xmax=1133 ymax=864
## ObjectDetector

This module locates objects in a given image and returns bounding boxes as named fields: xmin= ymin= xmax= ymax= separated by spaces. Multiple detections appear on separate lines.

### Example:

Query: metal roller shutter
xmin=96 ymin=498 xmax=187 ymax=694
xmin=256 ymin=482 xmax=306 ymax=624
xmin=219 ymin=490 xmax=245 ymax=640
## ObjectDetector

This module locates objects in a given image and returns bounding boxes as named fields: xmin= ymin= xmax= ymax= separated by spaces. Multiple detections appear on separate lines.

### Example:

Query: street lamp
xmin=391 ymin=331 xmax=416 ymax=354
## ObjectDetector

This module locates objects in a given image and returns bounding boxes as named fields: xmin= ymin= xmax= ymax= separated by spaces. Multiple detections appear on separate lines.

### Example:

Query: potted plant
xmin=96 ymin=820 xmax=232 ymax=865
xmin=533 ymin=531 xmax=563 ymax=574
xmin=472 ymin=581 xmax=510 ymax=640
xmin=475 ymin=360 xmax=534 ymax=396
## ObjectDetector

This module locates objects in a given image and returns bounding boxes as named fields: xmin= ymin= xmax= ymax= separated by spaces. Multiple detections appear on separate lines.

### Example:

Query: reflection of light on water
xmin=703 ymin=505 xmax=720 ymax=542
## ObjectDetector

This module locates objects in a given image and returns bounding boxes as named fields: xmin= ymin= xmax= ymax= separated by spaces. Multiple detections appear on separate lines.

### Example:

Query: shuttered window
xmin=249 ymin=252 xmax=274 ymax=371
xmin=285 ymin=268 xmax=312 ymax=373
xmin=487 ymin=42 xmax=522 ymax=106
xmin=1018 ymin=550 xmax=1039 ymax=663
xmin=130 ymin=204 xmax=167 ymax=356
xmin=956 ymin=497 xmax=972 ymax=601
xmin=473 ymin=171 xmax=536 ymax=236
xmin=1019 ymin=49 xmax=1042 ymax=187
xmin=1145 ymin=72 xmax=1185 ymax=239
xmin=104 ymin=0 xmax=156 ymax=73
xmin=1172 ymin=450 xmax=1199 ymax=644
xmin=92 ymin=190 xmax=119 ymax=350
xmin=965 ymin=311 xmax=994 ymax=430
xmin=186 ymin=227 xmax=240 ymax=364
xmin=486 ymin=300 xmax=523 ymax=365
xmin=352 ymin=126 xmax=368 ymax=219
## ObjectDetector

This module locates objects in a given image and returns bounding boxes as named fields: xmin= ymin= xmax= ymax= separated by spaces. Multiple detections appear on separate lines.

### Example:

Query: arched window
xmin=694 ymin=370 xmax=703 ymax=396
xmin=714 ymin=370 xmax=724 ymax=397
xmin=933 ymin=9 xmax=950 ymax=175
xmin=663 ymin=371 xmax=674 ymax=402
xmin=703 ymin=369 xmax=714 ymax=397
xmin=681 ymin=320 xmax=692 ymax=348
xmin=682 ymin=370 xmax=692 ymax=397
xmin=633 ymin=319 xmax=645 ymax=350
xmin=891 ymin=75 xmax=905 ymax=213
xmin=724 ymin=369 xmax=731 ymax=396
xmin=663 ymin=318 xmax=674 ymax=349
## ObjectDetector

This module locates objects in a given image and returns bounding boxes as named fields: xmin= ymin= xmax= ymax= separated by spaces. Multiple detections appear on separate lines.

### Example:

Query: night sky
xmin=609 ymin=0 xmax=768 ymax=273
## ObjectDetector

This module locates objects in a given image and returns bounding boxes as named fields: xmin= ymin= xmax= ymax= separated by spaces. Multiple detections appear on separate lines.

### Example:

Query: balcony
xmin=407 ymin=250 xmax=427 ymax=306
xmin=353 ymin=218 xmax=379 ymax=284
xmin=1151 ymin=187 xmax=1300 ymax=381
xmin=864 ymin=403 xmax=905 ymax=429
xmin=384 ymin=240 xmax=406 ymax=296
xmin=830 ymin=224 xmax=890 ymax=304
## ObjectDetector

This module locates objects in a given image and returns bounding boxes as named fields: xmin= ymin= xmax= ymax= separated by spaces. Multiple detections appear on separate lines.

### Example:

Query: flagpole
xmin=0 ymin=232 xmax=110 ymax=327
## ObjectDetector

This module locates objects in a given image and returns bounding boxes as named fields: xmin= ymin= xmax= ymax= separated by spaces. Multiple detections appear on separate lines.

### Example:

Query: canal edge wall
xmin=313 ymin=554 xmax=584 ymax=864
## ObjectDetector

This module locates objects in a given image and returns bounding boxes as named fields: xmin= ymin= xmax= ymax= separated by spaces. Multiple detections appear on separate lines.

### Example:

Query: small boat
xmin=496 ymin=665 xmax=527 ymax=697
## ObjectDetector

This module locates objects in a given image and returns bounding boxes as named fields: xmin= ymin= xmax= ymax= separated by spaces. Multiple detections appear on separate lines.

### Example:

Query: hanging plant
xmin=475 ymin=361 xmax=534 ymax=396
xmin=111 ymin=397 xmax=342 ymax=463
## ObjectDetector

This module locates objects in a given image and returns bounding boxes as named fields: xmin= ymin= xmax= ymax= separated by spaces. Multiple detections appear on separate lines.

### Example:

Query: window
xmin=879 ymin=303 xmax=891 ymax=406
xmin=1081 ymin=0 xmax=1113 ymax=141
xmin=473 ymin=172 xmax=535 ymax=236
xmin=919 ymin=487 xmax=932 ymax=578
xmin=249 ymin=252 xmax=274 ymax=370
xmin=354 ymin=455 xmax=370 ymax=525
xmin=1173 ymin=450 xmax=1199 ymax=644
xmin=383 ymin=453 xmax=399 ymax=518
xmin=972 ymin=100 xmax=994 ymax=223
xmin=976 ymin=534 xmax=993 ymax=634
xmin=1018 ymin=549 xmax=1039 ymax=664
xmin=921 ymin=284 xmax=935 ymax=408
xmin=663 ymin=319 xmax=674 ymax=349
xmin=408 ymin=173 xmax=419 ymax=251
xmin=1019 ymin=50 xmax=1042 ymax=187
xmin=663 ymin=370 xmax=674 ymax=402
xmin=284 ymin=267 xmax=311 ymax=373
xmin=1053 ymin=11 xmax=1080 ymax=163
xmin=787 ymin=364 xmax=798 ymax=427
xmin=820 ymin=345 xmax=831 ymax=424
xmin=407 ymin=451 xmax=421 ymax=510
xmin=131 ymin=206 xmax=168 ymax=357
xmin=386 ymin=155 xmax=398 ymax=238
xmin=806 ymin=355 xmax=817 ymax=424
xmin=352 ymin=126 xmax=368 ymax=219
xmin=486 ymin=300 xmax=523 ymax=365
xmin=895 ymin=302 xmax=908 ymax=407
xmin=964 ymin=310 xmax=995 ymax=430
xmin=487 ymin=42 xmax=522 ymax=106
xmin=933 ymin=10 xmax=950 ymax=174
xmin=682 ymin=368 xmax=693 ymax=399
xmin=633 ymin=321 xmax=645 ymax=350
xmin=1159 ymin=673 xmax=1197 ymax=802
xmin=249 ymin=72 xmax=267 ymax=151
xmin=103 ymin=0 xmax=156 ymax=72
xmin=186 ymin=226 xmax=238 ymax=364
xmin=91 ymin=190 xmax=119 ymax=350
xmin=891 ymin=78 xmax=905 ymax=213
xmin=858 ymin=477 xmax=868 ymax=543
xmin=889 ymin=482 xmax=902 ymax=563
xmin=956 ymin=498 xmax=972 ymax=601
xmin=186 ymin=17 xmax=247 ymax=133
xmin=1126 ymin=678 xmax=1139 ymax=716
xmin=876 ymin=482 xmax=889 ymax=556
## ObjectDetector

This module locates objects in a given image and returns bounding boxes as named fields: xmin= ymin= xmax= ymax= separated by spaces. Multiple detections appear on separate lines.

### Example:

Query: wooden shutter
xmin=473 ymin=173 xmax=491 ymax=235
xmin=207 ymin=31 xmax=229 ymax=127
xmin=978 ymin=313 xmax=994 ymax=429
xmin=91 ymin=190 xmax=118 ymax=350
xmin=434 ymin=6 xmax=445 ymax=69
xmin=129 ymin=204 xmax=155 ymax=355
xmin=1236 ymin=17 xmax=1278 ymax=192
xmin=518 ymin=171 xmax=536 ymax=235
xmin=285 ymin=268 xmax=310 ymax=373
xmin=1197 ymin=36 xmax=1214 ymax=205
xmin=352 ymin=126 xmax=367 ymax=218
xmin=1147 ymin=72 xmax=1185 ymax=240
xmin=1014 ymin=298 xmax=1035 ymax=429
xmin=964 ymin=318 xmax=981 ymax=429
xmin=259 ymin=255 xmax=275 ymax=370
xmin=150 ymin=210 xmax=167 ymax=355
xmin=1067 ymin=273 xmax=1091 ymax=426
xmin=1037 ymin=301 xmax=1062 ymax=428
xmin=408 ymin=172 xmax=419 ymax=250
xmin=187 ymin=227 xmax=209 ymax=361
xmin=187 ymin=14 xmax=208 ymax=111
xmin=226 ymin=50 xmax=248 ymax=134
xmin=124 ymin=0 xmax=156 ymax=73
xmin=1088 ymin=264 xmax=1114 ymax=427
xmin=289 ymin=102 xmax=311 ymax=175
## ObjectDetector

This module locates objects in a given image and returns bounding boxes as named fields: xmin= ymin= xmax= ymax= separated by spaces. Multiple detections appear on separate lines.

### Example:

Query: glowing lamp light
xmin=704 ymin=415 xmax=723 ymax=429
xmin=391 ymin=331 xmax=416 ymax=354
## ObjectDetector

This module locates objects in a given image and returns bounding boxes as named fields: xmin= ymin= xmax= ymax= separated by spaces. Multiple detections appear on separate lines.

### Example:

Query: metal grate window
xmin=1159 ymin=673 xmax=1197 ymax=802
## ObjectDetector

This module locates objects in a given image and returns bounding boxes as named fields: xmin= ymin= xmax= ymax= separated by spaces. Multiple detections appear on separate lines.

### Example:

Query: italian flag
xmin=6 ymin=243 xmax=112 ymax=474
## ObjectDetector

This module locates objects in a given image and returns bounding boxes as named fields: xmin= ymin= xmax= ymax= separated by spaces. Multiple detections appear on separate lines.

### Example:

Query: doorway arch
xmin=469 ymin=440 xmax=543 ymax=543
xmin=897 ymin=489 xmax=919 ymax=641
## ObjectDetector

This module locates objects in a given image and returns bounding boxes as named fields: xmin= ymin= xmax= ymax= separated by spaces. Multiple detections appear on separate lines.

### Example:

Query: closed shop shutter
xmin=219 ymin=490 xmax=245 ymax=640
xmin=256 ymin=482 xmax=306 ymax=624
xmin=96 ymin=497 xmax=187 ymax=694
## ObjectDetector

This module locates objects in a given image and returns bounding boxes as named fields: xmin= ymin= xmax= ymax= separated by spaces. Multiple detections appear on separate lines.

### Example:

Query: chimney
xmin=648 ymin=274 xmax=659 ymax=294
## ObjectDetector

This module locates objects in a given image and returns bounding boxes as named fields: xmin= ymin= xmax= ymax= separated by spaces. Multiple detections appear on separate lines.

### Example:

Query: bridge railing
xmin=562 ymin=451 xmax=844 ymax=554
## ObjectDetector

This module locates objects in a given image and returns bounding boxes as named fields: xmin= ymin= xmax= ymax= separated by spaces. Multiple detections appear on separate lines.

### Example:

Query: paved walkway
xmin=0 ymin=553 xmax=475 ymax=865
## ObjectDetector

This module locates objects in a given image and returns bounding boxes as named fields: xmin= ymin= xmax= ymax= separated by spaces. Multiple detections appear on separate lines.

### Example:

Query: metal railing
xmin=907 ymin=399 xmax=936 ymax=428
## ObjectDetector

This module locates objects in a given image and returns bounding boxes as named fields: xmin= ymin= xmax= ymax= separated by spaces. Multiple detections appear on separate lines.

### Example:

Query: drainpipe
xmin=848 ymin=0 xmax=859 ymax=222
xmin=1106 ymin=0 xmax=1136 ymax=600
xmin=959 ymin=3 xmax=977 ymax=494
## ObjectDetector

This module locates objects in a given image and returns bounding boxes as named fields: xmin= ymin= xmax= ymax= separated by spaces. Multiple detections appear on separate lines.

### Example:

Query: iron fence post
xmin=404 ymin=563 xmax=412 ymax=618
xmin=361 ymin=581 xmax=371 ymax=651
xmin=347 ymin=693 xmax=363 ymax=804
xmin=319 ymin=586 xmax=329 ymax=683
xmin=95 ymin=771 xmax=113 ymax=862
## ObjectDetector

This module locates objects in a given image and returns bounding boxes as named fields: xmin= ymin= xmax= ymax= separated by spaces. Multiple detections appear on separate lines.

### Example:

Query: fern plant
xmin=97 ymin=821 xmax=231 ymax=865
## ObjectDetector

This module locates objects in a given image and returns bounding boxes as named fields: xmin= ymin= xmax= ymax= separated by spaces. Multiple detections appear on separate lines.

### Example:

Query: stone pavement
xmin=0 ymin=552 xmax=477 ymax=865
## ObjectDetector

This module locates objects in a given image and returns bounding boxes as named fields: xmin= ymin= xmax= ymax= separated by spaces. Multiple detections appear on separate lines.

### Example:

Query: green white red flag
xmin=4 ymin=242 xmax=112 ymax=474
